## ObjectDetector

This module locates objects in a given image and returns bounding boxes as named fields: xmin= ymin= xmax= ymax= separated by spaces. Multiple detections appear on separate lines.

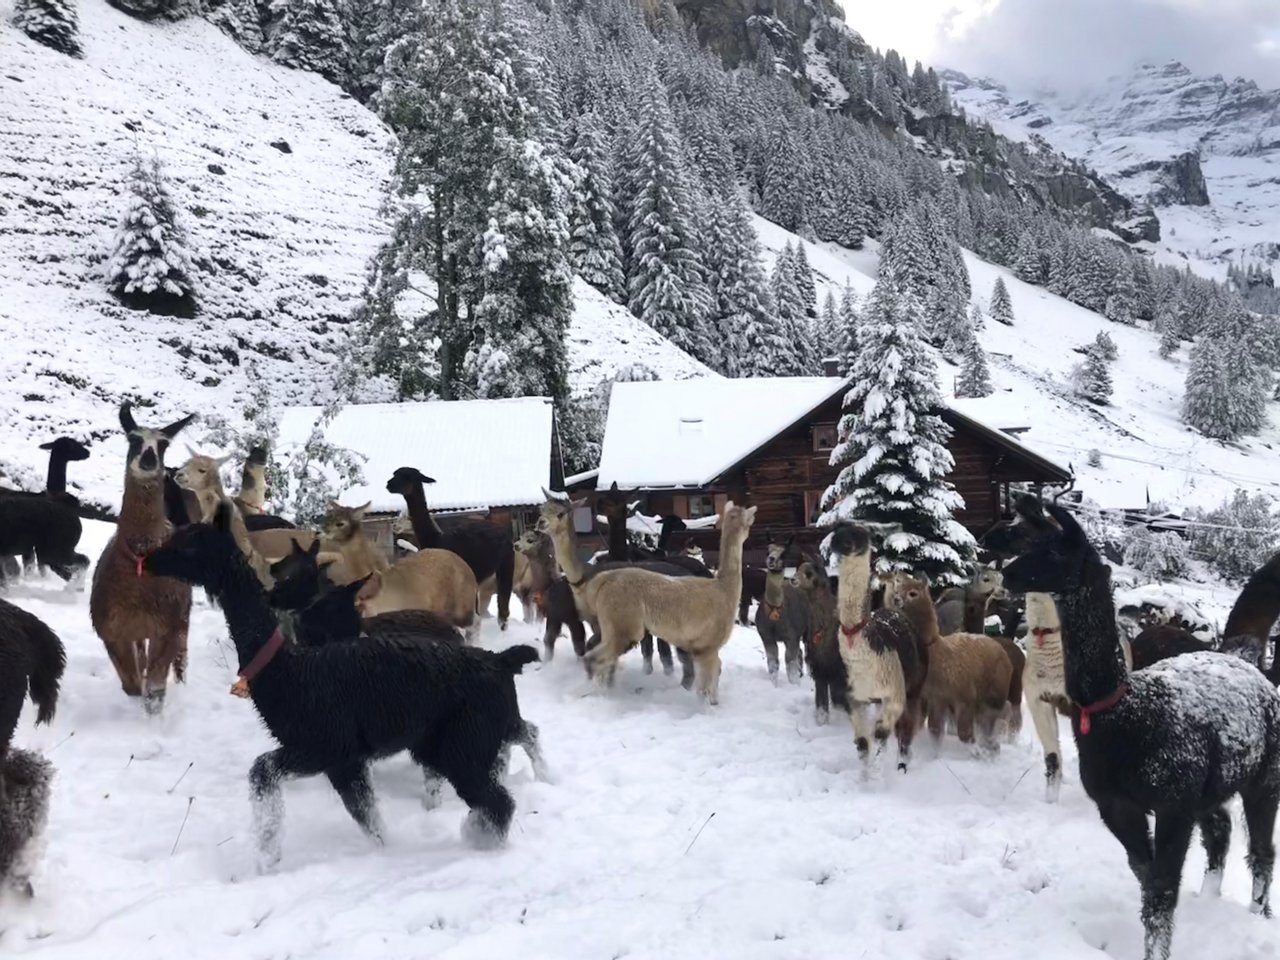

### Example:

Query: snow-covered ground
xmin=3 ymin=522 xmax=1277 ymax=959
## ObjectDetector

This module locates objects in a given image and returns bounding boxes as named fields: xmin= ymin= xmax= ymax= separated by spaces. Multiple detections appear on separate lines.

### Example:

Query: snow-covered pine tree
xmin=208 ymin=0 xmax=264 ymax=53
xmin=817 ymin=289 xmax=839 ymax=359
xmin=268 ymin=0 xmax=350 ymax=86
xmin=13 ymin=0 xmax=83 ymax=57
xmin=877 ymin=210 xmax=932 ymax=311
xmin=954 ymin=324 xmax=992 ymax=398
xmin=1072 ymin=347 xmax=1113 ymax=405
xmin=834 ymin=161 xmax=868 ymax=249
xmin=769 ymin=243 xmax=807 ymax=375
xmin=1158 ymin=325 xmax=1180 ymax=359
xmin=760 ymin=123 xmax=806 ymax=233
xmin=1104 ymin=255 xmax=1138 ymax=325
xmin=819 ymin=276 xmax=975 ymax=585
xmin=625 ymin=78 xmax=712 ymax=362
xmin=105 ymin=152 xmax=198 ymax=317
xmin=704 ymin=190 xmax=777 ymax=378
xmin=1013 ymin=231 xmax=1042 ymax=284
xmin=968 ymin=301 xmax=985 ymax=333
xmin=1182 ymin=337 xmax=1265 ymax=440
xmin=792 ymin=242 xmax=817 ymax=318
xmin=1093 ymin=330 xmax=1118 ymax=361
xmin=925 ymin=273 xmax=969 ymax=357
xmin=989 ymin=276 xmax=1014 ymax=326
xmin=835 ymin=281 xmax=860 ymax=373
xmin=568 ymin=110 xmax=626 ymax=302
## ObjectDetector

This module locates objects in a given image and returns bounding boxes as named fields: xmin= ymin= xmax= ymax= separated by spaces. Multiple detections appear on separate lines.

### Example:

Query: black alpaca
xmin=143 ymin=501 xmax=548 ymax=869
xmin=387 ymin=467 xmax=516 ymax=629
xmin=0 ymin=598 xmax=65 ymax=779
xmin=1003 ymin=498 xmax=1280 ymax=960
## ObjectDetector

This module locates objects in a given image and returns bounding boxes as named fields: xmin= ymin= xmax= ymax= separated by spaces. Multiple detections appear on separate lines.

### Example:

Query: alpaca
xmin=935 ymin=567 xmax=1003 ymax=636
xmin=1129 ymin=624 xmax=1213 ymax=670
xmin=90 ymin=402 xmax=195 ymax=715
xmin=513 ymin=530 xmax=555 ymax=624
xmin=0 ymin=496 xmax=89 ymax=588
xmin=249 ymin=527 xmax=320 ymax=562
xmin=540 ymin=577 xmax=588 ymax=662
xmin=885 ymin=572 xmax=1012 ymax=755
xmin=992 ymin=635 xmax=1025 ymax=740
xmin=354 ymin=548 xmax=480 ymax=640
xmin=234 ymin=445 xmax=268 ymax=514
xmin=793 ymin=558 xmax=843 ymax=723
xmin=386 ymin=467 xmax=515 ymax=629
xmin=754 ymin=537 xmax=809 ymax=684
xmin=320 ymin=501 xmax=390 ymax=582
xmin=537 ymin=493 xmax=698 ymax=687
xmin=584 ymin=502 xmax=756 ymax=704
xmin=175 ymin=449 xmax=274 ymax=586
xmin=143 ymin=501 xmax=548 ymax=867
xmin=0 ymin=436 xmax=91 ymax=577
xmin=828 ymin=523 xmax=928 ymax=772
xmin=1003 ymin=497 xmax=1280 ymax=960
xmin=0 ymin=599 xmax=65 ymax=781
xmin=1022 ymin=590 xmax=1074 ymax=802
xmin=0 ymin=749 xmax=53 ymax=899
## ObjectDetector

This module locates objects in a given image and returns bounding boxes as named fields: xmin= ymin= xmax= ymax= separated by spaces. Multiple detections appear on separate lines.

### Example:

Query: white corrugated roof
xmin=596 ymin=377 xmax=846 ymax=489
xmin=277 ymin=398 xmax=554 ymax=514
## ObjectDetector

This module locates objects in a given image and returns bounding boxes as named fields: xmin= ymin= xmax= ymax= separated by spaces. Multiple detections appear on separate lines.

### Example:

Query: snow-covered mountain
xmin=943 ymin=62 xmax=1280 ymax=278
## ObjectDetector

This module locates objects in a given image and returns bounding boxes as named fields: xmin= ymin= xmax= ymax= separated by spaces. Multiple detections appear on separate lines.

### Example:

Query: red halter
xmin=229 ymin=628 xmax=286 ymax=699
xmin=1077 ymin=683 xmax=1128 ymax=735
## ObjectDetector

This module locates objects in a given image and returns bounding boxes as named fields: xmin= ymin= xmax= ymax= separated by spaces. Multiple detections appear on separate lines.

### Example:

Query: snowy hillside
xmin=755 ymin=217 xmax=1280 ymax=514
xmin=944 ymin=63 xmax=1280 ymax=278
xmin=5 ymin=522 xmax=1276 ymax=959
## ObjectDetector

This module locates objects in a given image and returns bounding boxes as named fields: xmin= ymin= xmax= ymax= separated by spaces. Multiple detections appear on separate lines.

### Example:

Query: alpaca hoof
xmin=1201 ymin=869 xmax=1224 ymax=898
xmin=681 ymin=675 xmax=695 ymax=692
xmin=462 ymin=810 xmax=507 ymax=850
xmin=815 ymin=708 xmax=830 ymax=726
xmin=143 ymin=690 xmax=166 ymax=717
xmin=897 ymin=761 xmax=908 ymax=773
xmin=642 ymin=660 xmax=654 ymax=675
xmin=662 ymin=662 xmax=674 ymax=677
xmin=786 ymin=663 xmax=802 ymax=684
xmin=499 ymin=620 xmax=508 ymax=632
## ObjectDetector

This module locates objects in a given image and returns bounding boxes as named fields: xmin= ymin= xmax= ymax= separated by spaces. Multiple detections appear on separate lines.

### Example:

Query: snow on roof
xmin=277 ymin=398 xmax=554 ymax=514
xmin=945 ymin=395 xmax=1033 ymax=433
xmin=597 ymin=377 xmax=845 ymax=489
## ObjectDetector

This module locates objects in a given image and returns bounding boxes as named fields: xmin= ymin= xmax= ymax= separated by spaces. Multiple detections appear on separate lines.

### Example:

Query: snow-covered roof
xmin=277 ymin=398 xmax=554 ymax=514
xmin=945 ymin=395 xmax=1032 ymax=433
xmin=597 ymin=377 xmax=846 ymax=488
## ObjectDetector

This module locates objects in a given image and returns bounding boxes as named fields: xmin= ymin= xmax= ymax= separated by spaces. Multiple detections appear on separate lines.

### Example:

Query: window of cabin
xmin=812 ymin=423 xmax=838 ymax=452
xmin=804 ymin=490 xmax=825 ymax=526
xmin=688 ymin=494 xmax=717 ymax=519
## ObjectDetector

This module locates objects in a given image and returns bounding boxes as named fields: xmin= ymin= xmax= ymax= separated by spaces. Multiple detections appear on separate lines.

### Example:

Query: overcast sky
xmin=836 ymin=0 xmax=1280 ymax=90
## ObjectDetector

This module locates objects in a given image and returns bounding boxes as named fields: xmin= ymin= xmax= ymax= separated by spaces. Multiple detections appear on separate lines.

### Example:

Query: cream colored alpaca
xmin=321 ymin=501 xmax=390 ymax=583
xmin=513 ymin=530 xmax=555 ymax=624
xmin=174 ymin=451 xmax=273 ymax=586
xmin=582 ymin=502 xmax=755 ymax=704
xmin=354 ymin=548 xmax=480 ymax=640
xmin=1023 ymin=591 xmax=1072 ymax=802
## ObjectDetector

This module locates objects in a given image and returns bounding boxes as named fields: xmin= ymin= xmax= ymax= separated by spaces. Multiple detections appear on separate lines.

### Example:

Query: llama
xmin=354 ymin=548 xmax=480 ymax=640
xmin=174 ymin=448 xmax=275 ymax=586
xmin=143 ymin=501 xmax=547 ymax=867
xmin=793 ymin=558 xmax=842 ymax=723
xmin=386 ymin=467 xmax=515 ymax=629
xmin=1021 ymin=590 xmax=1074 ymax=802
xmin=234 ymin=445 xmax=268 ymax=514
xmin=755 ymin=536 xmax=809 ymax=684
xmin=935 ymin=567 xmax=1003 ymax=635
xmin=886 ymin=572 xmax=1012 ymax=755
xmin=90 ymin=402 xmax=195 ymax=715
xmin=321 ymin=501 xmax=389 ymax=582
xmin=585 ymin=502 xmax=756 ymax=704
xmin=0 ymin=598 xmax=65 ymax=782
xmin=1 ymin=436 xmax=91 ymax=578
xmin=828 ymin=523 xmax=928 ymax=772
xmin=0 ymin=495 xmax=89 ymax=588
xmin=1004 ymin=497 xmax=1280 ymax=960
xmin=513 ymin=530 xmax=555 ymax=624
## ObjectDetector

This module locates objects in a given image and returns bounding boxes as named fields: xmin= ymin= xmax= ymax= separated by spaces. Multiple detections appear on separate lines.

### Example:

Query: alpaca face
xmin=764 ymin=540 xmax=790 ymax=573
xmin=515 ymin=530 xmax=548 ymax=556
xmin=322 ymin=502 xmax=370 ymax=543
xmin=118 ymin=402 xmax=195 ymax=482
xmin=175 ymin=452 xmax=230 ymax=493
xmin=886 ymin=572 xmax=929 ymax=612
xmin=1002 ymin=500 xmax=1093 ymax=596
xmin=794 ymin=561 xmax=823 ymax=592
xmin=39 ymin=437 xmax=90 ymax=461
xmin=719 ymin=503 xmax=758 ymax=547
xmin=973 ymin=568 xmax=1003 ymax=596
xmin=385 ymin=467 xmax=435 ymax=496
xmin=829 ymin=522 xmax=871 ymax=559
xmin=537 ymin=496 xmax=585 ymax=538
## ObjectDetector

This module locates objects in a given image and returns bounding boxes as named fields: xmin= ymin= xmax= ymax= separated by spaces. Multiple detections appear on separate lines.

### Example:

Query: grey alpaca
xmin=754 ymin=537 xmax=809 ymax=684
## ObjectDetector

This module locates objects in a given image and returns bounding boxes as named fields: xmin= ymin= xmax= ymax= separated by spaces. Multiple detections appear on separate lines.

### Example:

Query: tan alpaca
xmin=233 ymin=446 xmax=267 ymax=515
xmin=575 ymin=502 xmax=755 ymax=704
xmin=886 ymin=572 xmax=1012 ymax=754
xmin=321 ymin=501 xmax=390 ymax=583
xmin=174 ymin=450 xmax=274 ymax=587
xmin=354 ymin=549 xmax=479 ymax=640
xmin=513 ymin=530 xmax=555 ymax=624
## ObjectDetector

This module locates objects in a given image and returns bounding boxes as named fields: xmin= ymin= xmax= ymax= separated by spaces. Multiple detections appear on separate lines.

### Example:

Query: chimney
xmin=822 ymin=357 xmax=840 ymax=377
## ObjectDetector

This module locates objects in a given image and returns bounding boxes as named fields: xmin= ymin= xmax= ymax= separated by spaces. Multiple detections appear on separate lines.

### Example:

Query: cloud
xmin=936 ymin=0 xmax=1280 ymax=90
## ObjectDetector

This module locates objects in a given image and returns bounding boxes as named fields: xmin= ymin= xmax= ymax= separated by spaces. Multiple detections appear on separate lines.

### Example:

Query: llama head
xmin=515 ymin=530 xmax=548 ymax=556
xmin=972 ymin=566 xmax=1004 ymax=597
xmin=144 ymin=498 xmax=239 ymax=587
xmin=266 ymin=538 xmax=323 ymax=611
xmin=386 ymin=467 xmax=436 ymax=496
xmin=118 ymin=402 xmax=196 ymax=482
xmin=718 ymin=501 xmax=758 ymax=545
xmin=175 ymin=449 xmax=232 ymax=494
xmin=794 ymin=560 xmax=827 ymax=593
xmin=322 ymin=501 xmax=371 ymax=544
xmin=981 ymin=493 xmax=1058 ymax=557
xmin=1002 ymin=498 xmax=1098 ymax=596
xmin=537 ymin=492 xmax=586 ymax=538
xmin=885 ymin=571 xmax=930 ymax=612
xmin=764 ymin=534 xmax=795 ymax=573
xmin=599 ymin=482 xmax=639 ymax=527
xmin=39 ymin=436 xmax=90 ymax=461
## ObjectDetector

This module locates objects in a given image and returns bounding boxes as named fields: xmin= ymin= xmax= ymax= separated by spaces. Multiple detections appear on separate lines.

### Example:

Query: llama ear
xmin=216 ymin=453 xmax=234 ymax=467
xmin=1044 ymin=502 xmax=1085 ymax=543
xmin=744 ymin=506 xmax=758 ymax=523
xmin=38 ymin=440 xmax=54 ymax=451
xmin=415 ymin=469 xmax=437 ymax=484
xmin=119 ymin=402 xmax=138 ymax=434
xmin=161 ymin=413 xmax=197 ymax=439
xmin=352 ymin=501 xmax=371 ymax=520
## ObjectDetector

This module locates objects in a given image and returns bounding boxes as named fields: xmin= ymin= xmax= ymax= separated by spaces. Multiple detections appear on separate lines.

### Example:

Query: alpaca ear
xmin=161 ymin=413 xmax=197 ymax=439
xmin=119 ymin=402 xmax=138 ymax=434
xmin=1044 ymin=501 xmax=1084 ymax=542
xmin=216 ymin=453 xmax=233 ymax=467
xmin=38 ymin=440 xmax=54 ymax=451
xmin=352 ymin=501 xmax=371 ymax=521
xmin=185 ymin=443 xmax=199 ymax=458
xmin=744 ymin=506 xmax=758 ymax=522
xmin=415 ymin=469 xmax=437 ymax=484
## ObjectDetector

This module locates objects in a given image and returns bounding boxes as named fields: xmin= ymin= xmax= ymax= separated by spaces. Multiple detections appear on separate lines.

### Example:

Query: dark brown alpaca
xmin=89 ymin=403 xmax=195 ymax=715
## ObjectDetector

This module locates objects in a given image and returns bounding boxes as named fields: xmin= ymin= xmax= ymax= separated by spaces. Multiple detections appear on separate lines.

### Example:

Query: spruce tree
xmin=877 ymin=210 xmax=932 ymax=310
xmin=1092 ymin=330 xmax=1118 ymax=361
xmin=817 ymin=290 xmax=839 ymax=360
xmin=792 ymin=242 xmax=817 ymax=318
xmin=1159 ymin=324 xmax=1180 ymax=359
xmin=105 ymin=152 xmax=198 ymax=317
xmin=625 ymin=79 xmax=712 ymax=362
xmin=568 ymin=110 xmax=626 ymax=302
xmin=1104 ymin=259 xmax=1138 ymax=325
xmin=1182 ymin=334 xmax=1267 ymax=441
xmin=989 ymin=276 xmax=1015 ymax=326
xmin=1073 ymin=347 xmax=1113 ymax=405
xmin=834 ymin=162 xmax=868 ymax=249
xmin=13 ymin=0 xmax=82 ymax=57
xmin=268 ymin=0 xmax=350 ymax=86
xmin=208 ymin=0 xmax=264 ymax=53
xmin=969 ymin=302 xmax=986 ymax=333
xmin=836 ymin=281 xmax=860 ymax=374
xmin=955 ymin=326 xmax=992 ymax=398
xmin=819 ymin=276 xmax=975 ymax=585
xmin=769 ymin=244 xmax=807 ymax=375
xmin=1013 ymin=233 xmax=1042 ymax=284
xmin=760 ymin=123 xmax=805 ymax=232
xmin=704 ymin=191 xmax=776 ymax=378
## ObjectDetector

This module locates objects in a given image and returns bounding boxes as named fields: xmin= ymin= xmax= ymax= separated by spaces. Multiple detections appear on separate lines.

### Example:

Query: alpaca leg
xmin=925 ymin=700 xmax=944 ymax=749
xmin=894 ymin=697 xmax=921 ymax=772
xmin=1198 ymin=806 xmax=1232 ymax=897
xmin=1027 ymin=696 xmax=1063 ymax=802
xmin=761 ymin=635 xmax=780 ymax=683
xmin=639 ymin=634 xmax=655 ymax=675
xmin=656 ymin=639 xmax=676 ymax=677
xmin=1096 ymin=798 xmax=1154 ymax=886
xmin=1243 ymin=786 xmax=1279 ymax=917
xmin=517 ymin=720 xmax=552 ymax=783
xmin=325 ymin=762 xmax=384 ymax=844
xmin=171 ymin=627 xmax=189 ymax=685
xmin=249 ymin=750 xmax=289 ymax=872
xmin=427 ymin=737 xmax=515 ymax=849
xmin=976 ymin=708 xmax=1000 ymax=756
xmin=542 ymin=617 xmax=560 ymax=662
xmin=814 ymin=679 xmax=830 ymax=726
xmin=143 ymin=635 xmax=177 ymax=716
xmin=1143 ymin=814 xmax=1194 ymax=960
xmin=847 ymin=702 xmax=873 ymax=768
xmin=568 ymin=619 xmax=586 ymax=659
xmin=495 ymin=551 xmax=514 ymax=630
xmin=103 ymin=640 xmax=142 ymax=697
xmin=408 ymin=743 xmax=446 ymax=810
xmin=477 ymin=577 xmax=496 ymax=621
xmin=738 ymin=595 xmax=751 ymax=626
xmin=784 ymin=638 xmax=803 ymax=684
xmin=955 ymin=705 xmax=977 ymax=745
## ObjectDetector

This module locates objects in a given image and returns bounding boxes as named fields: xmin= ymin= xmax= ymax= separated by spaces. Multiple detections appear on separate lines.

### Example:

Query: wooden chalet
xmin=579 ymin=377 xmax=1072 ymax=565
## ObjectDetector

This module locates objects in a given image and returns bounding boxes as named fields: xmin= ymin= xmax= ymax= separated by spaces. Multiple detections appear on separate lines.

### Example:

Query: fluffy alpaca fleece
xmin=513 ymin=531 xmax=555 ymax=624
xmin=0 ymin=749 xmax=53 ymax=899
xmin=174 ymin=450 xmax=275 ymax=586
xmin=90 ymin=402 xmax=195 ymax=715
xmin=886 ymin=572 xmax=1012 ymax=755
xmin=754 ymin=539 xmax=809 ymax=685
xmin=1022 ymin=591 xmax=1073 ymax=802
xmin=0 ymin=599 xmax=65 ymax=777
xmin=828 ymin=524 xmax=927 ymax=772
xmin=354 ymin=548 xmax=480 ymax=640
xmin=573 ymin=503 xmax=755 ymax=704
xmin=144 ymin=502 xmax=548 ymax=869
xmin=320 ymin=501 xmax=389 ymax=583
xmin=793 ymin=559 xmax=843 ymax=723
xmin=1004 ymin=497 xmax=1280 ymax=960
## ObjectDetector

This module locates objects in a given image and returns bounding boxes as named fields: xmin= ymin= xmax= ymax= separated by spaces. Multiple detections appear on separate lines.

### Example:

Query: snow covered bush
xmin=105 ymin=152 xmax=198 ymax=317
xmin=284 ymin=400 xmax=367 ymax=526
xmin=1187 ymin=490 xmax=1280 ymax=584
xmin=1092 ymin=330 xmax=1118 ymax=361
xmin=1122 ymin=526 xmax=1190 ymax=581
xmin=1071 ymin=347 xmax=1113 ymax=405
xmin=13 ymin=0 xmax=83 ymax=56
xmin=819 ymin=277 xmax=975 ymax=586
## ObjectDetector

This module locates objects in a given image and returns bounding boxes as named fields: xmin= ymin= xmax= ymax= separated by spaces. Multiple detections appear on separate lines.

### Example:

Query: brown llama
xmin=886 ymin=571 xmax=1013 ymax=755
xmin=89 ymin=402 xmax=195 ymax=715
xmin=584 ymin=502 xmax=756 ymax=704
xmin=754 ymin=536 xmax=810 ymax=684
xmin=320 ymin=501 xmax=390 ymax=583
